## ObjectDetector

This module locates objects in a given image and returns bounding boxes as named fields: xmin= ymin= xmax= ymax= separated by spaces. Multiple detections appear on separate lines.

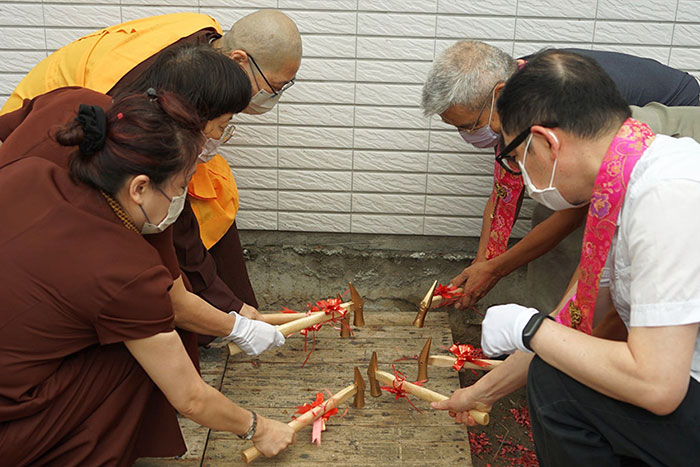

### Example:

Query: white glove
xmin=226 ymin=312 xmax=285 ymax=356
xmin=480 ymin=304 xmax=539 ymax=357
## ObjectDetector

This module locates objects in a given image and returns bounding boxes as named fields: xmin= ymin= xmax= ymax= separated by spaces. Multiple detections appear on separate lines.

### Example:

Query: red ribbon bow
xmin=299 ymin=297 xmax=351 ymax=367
xmin=433 ymin=283 xmax=465 ymax=308
xmin=448 ymin=343 xmax=489 ymax=372
xmin=294 ymin=392 xmax=339 ymax=445
xmin=294 ymin=392 xmax=338 ymax=422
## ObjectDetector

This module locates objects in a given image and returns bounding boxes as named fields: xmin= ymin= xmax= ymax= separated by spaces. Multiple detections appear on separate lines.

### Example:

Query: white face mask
xmin=198 ymin=137 xmax=221 ymax=163
xmin=458 ymin=87 xmax=500 ymax=149
xmin=140 ymin=186 xmax=187 ymax=235
xmin=244 ymin=89 xmax=281 ymax=115
xmin=518 ymin=134 xmax=586 ymax=211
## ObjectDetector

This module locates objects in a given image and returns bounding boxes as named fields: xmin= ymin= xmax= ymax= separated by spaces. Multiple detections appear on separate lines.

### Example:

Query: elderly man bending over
xmin=433 ymin=49 xmax=700 ymax=466
xmin=421 ymin=41 xmax=699 ymax=314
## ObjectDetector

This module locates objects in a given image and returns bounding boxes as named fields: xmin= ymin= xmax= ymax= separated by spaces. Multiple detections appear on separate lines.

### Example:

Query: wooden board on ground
xmin=205 ymin=311 xmax=471 ymax=466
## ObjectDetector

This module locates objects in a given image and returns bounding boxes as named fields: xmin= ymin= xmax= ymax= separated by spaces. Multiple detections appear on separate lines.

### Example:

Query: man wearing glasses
xmin=1 ymin=9 xmax=302 ymax=342
xmin=433 ymin=49 xmax=700 ymax=467
xmin=421 ymin=41 xmax=700 ymax=321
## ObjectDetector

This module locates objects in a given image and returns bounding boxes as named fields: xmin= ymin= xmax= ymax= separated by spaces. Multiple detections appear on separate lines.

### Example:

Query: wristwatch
xmin=522 ymin=313 xmax=555 ymax=351
xmin=237 ymin=410 xmax=257 ymax=440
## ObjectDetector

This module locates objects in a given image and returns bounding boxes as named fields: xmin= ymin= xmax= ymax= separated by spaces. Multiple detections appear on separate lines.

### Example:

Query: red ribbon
xmin=299 ymin=297 xmax=352 ymax=367
xmin=294 ymin=392 xmax=339 ymax=422
xmin=433 ymin=283 xmax=465 ymax=308
xmin=293 ymin=392 xmax=339 ymax=445
xmin=448 ymin=343 xmax=489 ymax=371
xmin=379 ymin=364 xmax=424 ymax=413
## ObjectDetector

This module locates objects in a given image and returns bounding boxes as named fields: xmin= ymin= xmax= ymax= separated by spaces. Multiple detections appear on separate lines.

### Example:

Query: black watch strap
xmin=522 ymin=313 xmax=554 ymax=351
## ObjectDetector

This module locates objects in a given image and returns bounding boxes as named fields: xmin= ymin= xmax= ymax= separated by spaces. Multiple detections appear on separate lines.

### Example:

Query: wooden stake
xmin=338 ymin=293 xmax=351 ymax=338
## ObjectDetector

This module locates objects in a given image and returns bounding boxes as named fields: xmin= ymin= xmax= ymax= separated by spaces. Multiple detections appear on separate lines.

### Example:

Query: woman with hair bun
xmin=0 ymin=90 xmax=294 ymax=465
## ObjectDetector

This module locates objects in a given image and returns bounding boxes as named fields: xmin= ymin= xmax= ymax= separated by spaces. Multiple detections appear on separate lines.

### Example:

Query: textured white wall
xmin=1 ymin=0 xmax=699 ymax=236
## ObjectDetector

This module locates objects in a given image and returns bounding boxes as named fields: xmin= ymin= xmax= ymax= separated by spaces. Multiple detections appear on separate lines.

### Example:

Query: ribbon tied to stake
xmin=294 ymin=392 xmax=339 ymax=445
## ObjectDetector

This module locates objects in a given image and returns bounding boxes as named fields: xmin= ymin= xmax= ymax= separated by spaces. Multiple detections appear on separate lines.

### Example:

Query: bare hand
xmin=450 ymin=259 xmax=502 ymax=309
xmin=252 ymin=415 xmax=296 ymax=457
xmin=431 ymin=387 xmax=492 ymax=426
xmin=239 ymin=303 xmax=263 ymax=321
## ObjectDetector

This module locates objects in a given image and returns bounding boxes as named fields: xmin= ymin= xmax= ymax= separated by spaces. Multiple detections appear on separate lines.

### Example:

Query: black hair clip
xmin=146 ymin=87 xmax=158 ymax=101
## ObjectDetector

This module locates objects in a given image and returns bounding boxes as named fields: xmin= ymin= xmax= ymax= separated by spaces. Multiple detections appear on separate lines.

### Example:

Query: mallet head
xmin=367 ymin=351 xmax=382 ymax=397
xmin=417 ymin=337 xmax=432 ymax=381
xmin=349 ymin=282 xmax=365 ymax=327
xmin=353 ymin=366 xmax=366 ymax=408
xmin=413 ymin=280 xmax=437 ymax=328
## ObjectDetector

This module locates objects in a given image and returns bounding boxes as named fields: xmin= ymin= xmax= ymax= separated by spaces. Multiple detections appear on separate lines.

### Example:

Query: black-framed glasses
xmin=248 ymin=54 xmax=295 ymax=96
xmin=496 ymin=122 xmax=558 ymax=175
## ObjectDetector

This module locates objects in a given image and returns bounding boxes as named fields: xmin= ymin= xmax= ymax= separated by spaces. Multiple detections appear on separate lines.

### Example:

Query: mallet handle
xmin=373 ymin=369 xmax=489 ymax=426
xmin=430 ymin=288 xmax=464 ymax=309
xmin=428 ymin=355 xmax=502 ymax=371
xmin=228 ymin=303 xmax=352 ymax=356
xmin=241 ymin=384 xmax=358 ymax=463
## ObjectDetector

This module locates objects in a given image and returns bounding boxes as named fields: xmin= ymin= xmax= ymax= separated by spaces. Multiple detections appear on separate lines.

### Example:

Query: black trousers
xmin=527 ymin=355 xmax=700 ymax=467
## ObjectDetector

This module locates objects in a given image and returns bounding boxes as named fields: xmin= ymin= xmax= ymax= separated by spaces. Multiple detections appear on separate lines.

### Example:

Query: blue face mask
xmin=458 ymin=87 xmax=500 ymax=149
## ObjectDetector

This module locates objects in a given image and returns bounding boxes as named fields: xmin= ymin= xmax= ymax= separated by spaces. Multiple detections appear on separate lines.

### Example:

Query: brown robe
xmin=109 ymin=27 xmax=260 ymax=344
xmin=0 ymin=155 xmax=174 ymax=465
xmin=0 ymin=87 xmax=193 ymax=461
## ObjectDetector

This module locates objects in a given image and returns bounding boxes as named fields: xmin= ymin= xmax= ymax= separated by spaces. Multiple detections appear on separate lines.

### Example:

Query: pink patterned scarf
xmin=556 ymin=118 xmax=655 ymax=333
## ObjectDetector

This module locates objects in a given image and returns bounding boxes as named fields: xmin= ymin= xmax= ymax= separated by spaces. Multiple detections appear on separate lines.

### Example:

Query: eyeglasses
xmin=463 ymin=84 xmax=498 ymax=133
xmin=496 ymin=122 xmax=558 ymax=175
xmin=219 ymin=121 xmax=237 ymax=143
xmin=248 ymin=54 xmax=295 ymax=96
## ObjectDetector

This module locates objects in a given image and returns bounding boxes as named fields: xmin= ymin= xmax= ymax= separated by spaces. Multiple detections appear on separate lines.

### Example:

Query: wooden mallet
xmin=259 ymin=312 xmax=307 ymax=325
xmin=241 ymin=367 xmax=366 ymax=463
xmin=416 ymin=338 xmax=502 ymax=380
xmin=228 ymin=301 xmax=353 ymax=356
xmin=367 ymin=351 xmax=489 ymax=426
xmin=413 ymin=280 xmax=437 ymax=328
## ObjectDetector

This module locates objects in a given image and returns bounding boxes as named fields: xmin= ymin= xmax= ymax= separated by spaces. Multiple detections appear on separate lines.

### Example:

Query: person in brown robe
xmin=1 ymin=11 xmax=303 ymax=347
xmin=0 ymin=90 xmax=294 ymax=465
xmin=0 ymin=45 xmax=287 ymax=459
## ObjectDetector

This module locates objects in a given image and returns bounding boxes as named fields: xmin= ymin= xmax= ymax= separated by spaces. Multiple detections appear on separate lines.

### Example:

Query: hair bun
xmin=75 ymin=104 xmax=107 ymax=156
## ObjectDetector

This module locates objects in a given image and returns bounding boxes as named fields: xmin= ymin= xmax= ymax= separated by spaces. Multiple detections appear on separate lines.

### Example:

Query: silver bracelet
xmin=237 ymin=410 xmax=257 ymax=440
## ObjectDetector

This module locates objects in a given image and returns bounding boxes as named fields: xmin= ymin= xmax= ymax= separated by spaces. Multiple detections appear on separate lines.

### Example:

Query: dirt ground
xmin=451 ymin=320 xmax=539 ymax=467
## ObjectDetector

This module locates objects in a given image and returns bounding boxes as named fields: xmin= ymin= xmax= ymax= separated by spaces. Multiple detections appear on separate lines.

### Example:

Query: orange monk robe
xmin=0 ymin=12 xmax=238 ymax=248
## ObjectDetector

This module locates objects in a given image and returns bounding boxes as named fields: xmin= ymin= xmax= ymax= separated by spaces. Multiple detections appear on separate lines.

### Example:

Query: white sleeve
xmin=626 ymin=180 xmax=700 ymax=326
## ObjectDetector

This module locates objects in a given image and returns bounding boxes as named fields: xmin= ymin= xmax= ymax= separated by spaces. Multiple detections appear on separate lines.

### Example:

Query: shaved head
xmin=222 ymin=9 xmax=302 ymax=70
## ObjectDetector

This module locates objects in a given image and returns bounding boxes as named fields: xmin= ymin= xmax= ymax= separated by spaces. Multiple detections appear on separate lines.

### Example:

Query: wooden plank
xmin=204 ymin=311 xmax=471 ymax=466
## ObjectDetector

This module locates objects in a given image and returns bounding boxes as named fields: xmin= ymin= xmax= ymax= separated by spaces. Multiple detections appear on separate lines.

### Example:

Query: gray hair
xmin=421 ymin=41 xmax=517 ymax=117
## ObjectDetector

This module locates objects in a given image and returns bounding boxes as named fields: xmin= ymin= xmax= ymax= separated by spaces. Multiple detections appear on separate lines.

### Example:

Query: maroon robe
xmin=0 ymin=87 xmax=195 ymax=461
